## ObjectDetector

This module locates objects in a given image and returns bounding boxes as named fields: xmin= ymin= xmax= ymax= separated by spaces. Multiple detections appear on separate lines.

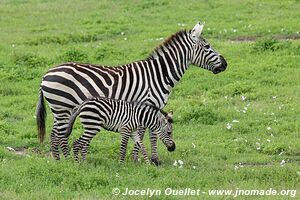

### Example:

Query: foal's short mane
xmin=147 ymin=30 xmax=188 ymax=60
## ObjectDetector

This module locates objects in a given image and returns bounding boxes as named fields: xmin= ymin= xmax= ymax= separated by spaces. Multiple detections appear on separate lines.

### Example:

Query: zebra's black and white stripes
xmin=36 ymin=22 xmax=227 ymax=162
xmin=65 ymin=97 xmax=175 ymax=164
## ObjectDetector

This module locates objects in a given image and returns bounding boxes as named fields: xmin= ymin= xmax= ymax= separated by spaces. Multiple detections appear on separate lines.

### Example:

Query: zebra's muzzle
xmin=212 ymin=66 xmax=225 ymax=74
xmin=167 ymin=142 xmax=176 ymax=152
xmin=213 ymin=55 xmax=227 ymax=74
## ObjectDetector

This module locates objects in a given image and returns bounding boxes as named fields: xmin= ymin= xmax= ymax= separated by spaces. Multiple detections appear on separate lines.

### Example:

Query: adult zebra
xmin=36 ymin=22 xmax=227 ymax=162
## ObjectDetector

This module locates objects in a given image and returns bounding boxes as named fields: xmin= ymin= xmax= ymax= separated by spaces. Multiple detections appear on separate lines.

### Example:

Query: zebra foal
xmin=65 ymin=97 xmax=175 ymax=164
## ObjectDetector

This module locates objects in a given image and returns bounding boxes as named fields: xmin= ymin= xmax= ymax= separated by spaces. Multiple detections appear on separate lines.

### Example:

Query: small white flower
xmin=242 ymin=110 xmax=246 ymax=113
xmin=232 ymin=29 xmax=237 ymax=33
xmin=280 ymin=160 xmax=286 ymax=166
xmin=267 ymin=139 xmax=271 ymax=143
xmin=121 ymin=32 xmax=125 ymax=35
xmin=193 ymin=166 xmax=196 ymax=169
xmin=178 ymin=160 xmax=184 ymax=165
xmin=192 ymin=143 xmax=196 ymax=148
xmin=177 ymin=23 xmax=186 ymax=27
xmin=173 ymin=160 xmax=178 ymax=167
xmin=234 ymin=165 xmax=239 ymax=170
xmin=224 ymin=96 xmax=228 ymax=99
xmin=226 ymin=123 xmax=232 ymax=130
xmin=6 ymin=147 xmax=15 ymax=152
xmin=267 ymin=127 xmax=271 ymax=130
xmin=12 ymin=44 xmax=16 ymax=48
xmin=241 ymin=96 xmax=246 ymax=101
xmin=124 ymin=37 xmax=127 ymax=41
xmin=272 ymin=96 xmax=277 ymax=99
xmin=271 ymin=133 xmax=274 ymax=137
xmin=256 ymin=147 xmax=261 ymax=150
xmin=297 ymin=171 xmax=300 ymax=176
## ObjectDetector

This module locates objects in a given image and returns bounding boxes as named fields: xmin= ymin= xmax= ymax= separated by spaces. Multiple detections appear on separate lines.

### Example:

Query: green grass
xmin=0 ymin=0 xmax=300 ymax=199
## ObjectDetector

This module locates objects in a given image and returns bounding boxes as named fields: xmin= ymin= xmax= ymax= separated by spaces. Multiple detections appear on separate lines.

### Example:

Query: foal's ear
xmin=166 ymin=111 xmax=173 ymax=123
xmin=191 ymin=22 xmax=204 ymax=40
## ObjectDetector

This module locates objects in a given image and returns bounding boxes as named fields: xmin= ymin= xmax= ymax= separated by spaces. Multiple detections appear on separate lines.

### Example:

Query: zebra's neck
xmin=146 ymin=31 xmax=192 ymax=89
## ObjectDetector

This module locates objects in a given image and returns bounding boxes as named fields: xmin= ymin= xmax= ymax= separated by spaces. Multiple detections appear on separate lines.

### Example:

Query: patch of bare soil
xmin=6 ymin=146 xmax=51 ymax=157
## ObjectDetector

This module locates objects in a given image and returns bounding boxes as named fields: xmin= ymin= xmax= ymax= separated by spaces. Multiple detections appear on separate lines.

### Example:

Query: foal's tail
xmin=65 ymin=102 xmax=86 ymax=138
xmin=36 ymin=89 xmax=47 ymax=143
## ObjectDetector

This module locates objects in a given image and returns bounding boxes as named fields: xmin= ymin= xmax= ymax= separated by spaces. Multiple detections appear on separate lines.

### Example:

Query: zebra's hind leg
xmin=149 ymin=130 xmax=161 ymax=166
xmin=132 ymin=126 xmax=146 ymax=162
xmin=56 ymin=116 xmax=72 ymax=158
xmin=50 ymin=124 xmax=60 ymax=160
xmin=81 ymin=144 xmax=89 ymax=161
xmin=72 ymin=139 xmax=82 ymax=162
xmin=59 ymin=136 xmax=70 ymax=158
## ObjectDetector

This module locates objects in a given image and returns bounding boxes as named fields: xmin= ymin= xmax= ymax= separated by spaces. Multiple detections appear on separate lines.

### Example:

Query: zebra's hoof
xmin=151 ymin=158 xmax=161 ymax=166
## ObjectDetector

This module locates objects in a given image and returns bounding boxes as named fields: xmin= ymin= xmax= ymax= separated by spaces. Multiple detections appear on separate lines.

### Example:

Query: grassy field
xmin=0 ymin=0 xmax=300 ymax=199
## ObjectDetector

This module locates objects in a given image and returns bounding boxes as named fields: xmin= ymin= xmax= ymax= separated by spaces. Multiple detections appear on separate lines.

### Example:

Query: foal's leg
xmin=132 ymin=126 xmax=146 ymax=162
xmin=149 ymin=130 xmax=161 ymax=166
xmin=81 ymin=129 xmax=99 ymax=161
xmin=131 ymin=133 xmax=150 ymax=164
xmin=119 ymin=130 xmax=131 ymax=163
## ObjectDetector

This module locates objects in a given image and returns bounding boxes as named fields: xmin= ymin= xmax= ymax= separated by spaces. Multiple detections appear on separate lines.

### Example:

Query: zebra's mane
xmin=147 ymin=30 xmax=188 ymax=60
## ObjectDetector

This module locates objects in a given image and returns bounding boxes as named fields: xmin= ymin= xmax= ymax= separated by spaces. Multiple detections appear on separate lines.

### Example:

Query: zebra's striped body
xmin=65 ymin=97 xmax=175 ymax=164
xmin=36 ymin=22 xmax=227 ymax=162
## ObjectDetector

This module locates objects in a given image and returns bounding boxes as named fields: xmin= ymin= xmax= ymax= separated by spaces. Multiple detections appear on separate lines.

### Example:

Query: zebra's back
xmin=41 ymin=62 xmax=162 ymax=113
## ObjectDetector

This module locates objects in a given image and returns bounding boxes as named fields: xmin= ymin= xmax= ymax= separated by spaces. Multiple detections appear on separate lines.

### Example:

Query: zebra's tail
xmin=65 ymin=103 xmax=85 ymax=138
xmin=36 ymin=89 xmax=47 ymax=143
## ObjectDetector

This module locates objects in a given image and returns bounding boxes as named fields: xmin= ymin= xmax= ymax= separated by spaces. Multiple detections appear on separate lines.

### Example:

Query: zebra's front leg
xmin=149 ymin=131 xmax=161 ymax=166
xmin=132 ymin=126 xmax=146 ymax=162
xmin=119 ymin=131 xmax=131 ymax=164
xmin=134 ymin=140 xmax=150 ymax=165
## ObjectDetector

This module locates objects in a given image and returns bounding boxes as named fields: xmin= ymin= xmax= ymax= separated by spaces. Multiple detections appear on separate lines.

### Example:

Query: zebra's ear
xmin=166 ymin=111 xmax=173 ymax=123
xmin=191 ymin=22 xmax=204 ymax=39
